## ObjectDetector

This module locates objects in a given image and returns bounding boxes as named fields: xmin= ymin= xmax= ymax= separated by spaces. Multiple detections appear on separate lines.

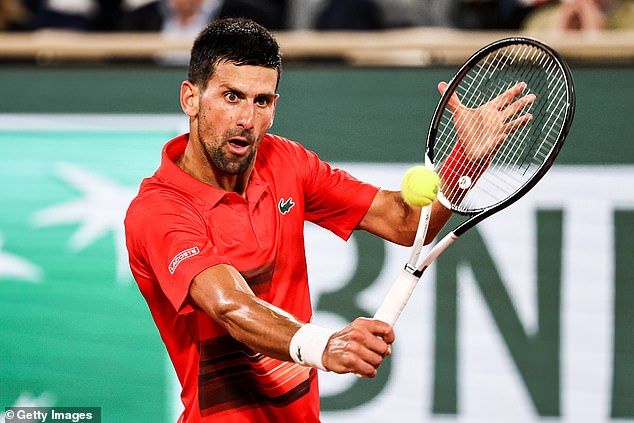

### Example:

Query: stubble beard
xmin=198 ymin=126 xmax=257 ymax=175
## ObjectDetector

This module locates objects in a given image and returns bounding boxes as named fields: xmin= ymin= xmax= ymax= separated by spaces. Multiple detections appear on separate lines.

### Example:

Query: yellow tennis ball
xmin=401 ymin=166 xmax=440 ymax=207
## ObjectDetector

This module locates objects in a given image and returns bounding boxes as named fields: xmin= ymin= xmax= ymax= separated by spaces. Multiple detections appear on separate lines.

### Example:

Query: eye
xmin=224 ymin=91 xmax=239 ymax=102
xmin=254 ymin=96 xmax=270 ymax=107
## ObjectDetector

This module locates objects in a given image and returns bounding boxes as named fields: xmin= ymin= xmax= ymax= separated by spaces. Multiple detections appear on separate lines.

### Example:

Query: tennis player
xmin=125 ymin=18 xmax=528 ymax=423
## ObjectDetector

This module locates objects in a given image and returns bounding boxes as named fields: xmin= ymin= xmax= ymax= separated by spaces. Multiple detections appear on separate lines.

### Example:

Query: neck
xmin=176 ymin=134 xmax=252 ymax=197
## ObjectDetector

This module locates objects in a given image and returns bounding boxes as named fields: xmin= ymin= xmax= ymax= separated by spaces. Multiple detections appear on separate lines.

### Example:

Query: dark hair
xmin=188 ymin=18 xmax=282 ymax=90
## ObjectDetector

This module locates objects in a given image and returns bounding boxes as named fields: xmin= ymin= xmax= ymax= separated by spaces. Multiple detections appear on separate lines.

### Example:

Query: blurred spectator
xmin=413 ymin=0 xmax=455 ymax=26
xmin=121 ymin=0 xmax=221 ymax=34
xmin=451 ymin=0 xmax=550 ymax=29
xmin=315 ymin=0 xmax=387 ymax=30
xmin=310 ymin=0 xmax=550 ymax=31
xmin=26 ymin=0 xmax=123 ymax=30
xmin=495 ymin=0 xmax=551 ymax=28
xmin=94 ymin=0 xmax=123 ymax=30
xmin=120 ymin=0 xmax=287 ymax=33
xmin=523 ymin=0 xmax=634 ymax=30
xmin=315 ymin=0 xmax=460 ymax=30
xmin=0 ymin=0 xmax=30 ymax=30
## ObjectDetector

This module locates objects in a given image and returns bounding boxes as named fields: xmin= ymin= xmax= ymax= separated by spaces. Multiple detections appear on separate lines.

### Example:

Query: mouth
xmin=226 ymin=137 xmax=250 ymax=156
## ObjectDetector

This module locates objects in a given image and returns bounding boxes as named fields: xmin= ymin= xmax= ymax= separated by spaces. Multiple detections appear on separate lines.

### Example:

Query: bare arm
xmin=190 ymin=264 xmax=301 ymax=361
xmin=358 ymin=189 xmax=452 ymax=246
xmin=189 ymin=263 xmax=395 ymax=377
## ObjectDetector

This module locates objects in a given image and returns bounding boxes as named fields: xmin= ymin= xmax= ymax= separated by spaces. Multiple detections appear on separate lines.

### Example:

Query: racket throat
xmin=405 ymin=264 xmax=425 ymax=278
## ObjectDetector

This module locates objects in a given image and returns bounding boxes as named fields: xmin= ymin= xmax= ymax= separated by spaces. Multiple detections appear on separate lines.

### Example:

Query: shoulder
xmin=258 ymin=133 xmax=317 ymax=166
xmin=125 ymin=177 xmax=203 ymax=234
xmin=260 ymin=133 xmax=309 ymax=154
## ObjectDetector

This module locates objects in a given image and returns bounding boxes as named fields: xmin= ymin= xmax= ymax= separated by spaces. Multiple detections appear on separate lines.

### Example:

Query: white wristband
xmin=289 ymin=323 xmax=336 ymax=371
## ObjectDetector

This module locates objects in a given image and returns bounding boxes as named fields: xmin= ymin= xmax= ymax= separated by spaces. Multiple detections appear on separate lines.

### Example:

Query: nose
xmin=237 ymin=103 xmax=255 ymax=130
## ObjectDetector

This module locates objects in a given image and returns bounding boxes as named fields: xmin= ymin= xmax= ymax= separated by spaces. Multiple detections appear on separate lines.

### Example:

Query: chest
xmin=203 ymin=182 xmax=304 ymax=279
xmin=210 ymin=195 xmax=276 ymax=252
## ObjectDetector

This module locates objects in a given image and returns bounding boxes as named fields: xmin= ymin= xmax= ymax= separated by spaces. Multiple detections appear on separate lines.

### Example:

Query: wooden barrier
xmin=0 ymin=28 xmax=632 ymax=65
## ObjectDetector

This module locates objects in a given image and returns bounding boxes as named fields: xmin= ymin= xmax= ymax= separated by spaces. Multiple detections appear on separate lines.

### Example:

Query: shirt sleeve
xmin=301 ymin=147 xmax=379 ymax=240
xmin=127 ymin=194 xmax=230 ymax=313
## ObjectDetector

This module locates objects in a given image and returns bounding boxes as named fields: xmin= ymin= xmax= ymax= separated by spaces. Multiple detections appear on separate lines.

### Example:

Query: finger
xmin=324 ymin=339 xmax=377 ymax=376
xmin=437 ymin=81 xmax=448 ymax=96
xmin=355 ymin=344 xmax=385 ymax=368
xmin=493 ymin=82 xmax=527 ymax=110
xmin=364 ymin=319 xmax=395 ymax=344
xmin=379 ymin=326 xmax=395 ymax=344
xmin=503 ymin=93 xmax=536 ymax=120
xmin=354 ymin=316 xmax=389 ymax=331
xmin=349 ymin=355 xmax=378 ymax=378
xmin=359 ymin=364 xmax=378 ymax=378
xmin=363 ymin=332 xmax=392 ymax=356
xmin=438 ymin=81 xmax=461 ymax=112
xmin=504 ymin=113 xmax=533 ymax=134
xmin=335 ymin=338 xmax=385 ymax=369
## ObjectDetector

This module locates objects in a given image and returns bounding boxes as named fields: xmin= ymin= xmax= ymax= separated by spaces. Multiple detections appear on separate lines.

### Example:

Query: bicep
xmin=303 ymin=152 xmax=379 ymax=239
xmin=358 ymin=189 xmax=452 ymax=245
xmin=127 ymin=197 xmax=229 ymax=312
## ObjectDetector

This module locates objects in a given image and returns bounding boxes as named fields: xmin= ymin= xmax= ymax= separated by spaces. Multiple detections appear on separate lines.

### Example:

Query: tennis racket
xmin=374 ymin=37 xmax=575 ymax=326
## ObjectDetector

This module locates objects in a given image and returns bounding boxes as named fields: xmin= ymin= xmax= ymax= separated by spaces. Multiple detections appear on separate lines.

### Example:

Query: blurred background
xmin=0 ymin=0 xmax=633 ymax=422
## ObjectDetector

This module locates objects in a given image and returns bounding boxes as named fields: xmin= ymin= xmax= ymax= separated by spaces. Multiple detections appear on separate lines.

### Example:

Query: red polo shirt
xmin=125 ymin=134 xmax=378 ymax=422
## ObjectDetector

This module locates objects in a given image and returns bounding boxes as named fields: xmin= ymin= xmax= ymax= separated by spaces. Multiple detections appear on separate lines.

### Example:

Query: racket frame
xmin=426 ymin=37 xmax=576 ymax=237
xmin=374 ymin=37 xmax=576 ymax=326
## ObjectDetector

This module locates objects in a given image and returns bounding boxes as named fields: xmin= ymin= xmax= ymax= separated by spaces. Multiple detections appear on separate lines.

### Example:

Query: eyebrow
xmin=219 ymin=83 xmax=276 ymax=100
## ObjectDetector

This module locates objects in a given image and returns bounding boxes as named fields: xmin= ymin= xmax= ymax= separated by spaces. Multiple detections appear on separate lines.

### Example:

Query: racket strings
xmin=500 ymin=60 xmax=567 ymax=176
xmin=453 ymin=79 xmax=561 ymax=209
xmin=487 ymin=54 xmax=562 ymax=174
xmin=442 ymin=46 xmax=533 ymax=142
xmin=514 ymin=73 xmax=567 ymax=173
xmin=435 ymin=45 xmax=533 ymax=182
xmin=463 ymin=64 xmax=568 ymax=209
xmin=448 ymin=45 xmax=541 ymax=169
xmin=450 ymin=85 xmax=540 ymax=206
xmin=434 ymin=48 xmax=515 ymax=198
xmin=432 ymin=43 xmax=570 ymax=212
xmin=436 ymin=45 xmax=536 ymax=205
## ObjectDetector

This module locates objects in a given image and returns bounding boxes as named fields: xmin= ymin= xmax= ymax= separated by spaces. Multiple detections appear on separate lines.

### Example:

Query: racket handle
xmin=373 ymin=268 xmax=421 ymax=326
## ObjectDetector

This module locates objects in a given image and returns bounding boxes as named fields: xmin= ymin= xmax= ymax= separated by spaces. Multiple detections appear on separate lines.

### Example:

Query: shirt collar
xmin=155 ymin=134 xmax=268 ymax=209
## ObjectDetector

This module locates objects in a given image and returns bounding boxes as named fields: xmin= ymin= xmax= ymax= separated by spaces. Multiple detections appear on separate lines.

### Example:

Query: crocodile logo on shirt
xmin=278 ymin=197 xmax=295 ymax=215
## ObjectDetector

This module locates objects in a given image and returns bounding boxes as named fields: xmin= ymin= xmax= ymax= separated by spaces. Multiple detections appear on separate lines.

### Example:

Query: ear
xmin=180 ymin=81 xmax=199 ymax=118
xmin=268 ymin=93 xmax=280 ymax=129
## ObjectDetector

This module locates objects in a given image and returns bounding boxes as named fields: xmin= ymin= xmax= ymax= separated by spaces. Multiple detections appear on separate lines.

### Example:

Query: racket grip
xmin=373 ymin=268 xmax=420 ymax=326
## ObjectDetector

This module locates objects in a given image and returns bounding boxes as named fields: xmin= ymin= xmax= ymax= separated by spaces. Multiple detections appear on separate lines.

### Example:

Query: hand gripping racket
xmin=374 ymin=37 xmax=575 ymax=326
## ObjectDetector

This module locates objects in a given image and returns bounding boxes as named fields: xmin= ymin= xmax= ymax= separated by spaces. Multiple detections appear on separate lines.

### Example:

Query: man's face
xmin=194 ymin=62 xmax=278 ymax=175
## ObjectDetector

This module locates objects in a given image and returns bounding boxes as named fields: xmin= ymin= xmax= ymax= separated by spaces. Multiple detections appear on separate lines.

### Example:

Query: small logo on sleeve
xmin=278 ymin=197 xmax=295 ymax=215
xmin=168 ymin=246 xmax=200 ymax=274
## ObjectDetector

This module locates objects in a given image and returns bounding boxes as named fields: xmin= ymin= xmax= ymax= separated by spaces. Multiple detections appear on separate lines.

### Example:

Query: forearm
xmin=190 ymin=264 xmax=394 ymax=376
xmin=217 ymin=292 xmax=301 ymax=360
xmin=190 ymin=265 xmax=302 ymax=361
xmin=425 ymin=199 xmax=453 ymax=244
xmin=401 ymin=196 xmax=452 ymax=245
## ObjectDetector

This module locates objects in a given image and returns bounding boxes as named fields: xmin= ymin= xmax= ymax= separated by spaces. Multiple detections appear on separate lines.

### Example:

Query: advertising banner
xmin=1 ymin=115 xmax=632 ymax=422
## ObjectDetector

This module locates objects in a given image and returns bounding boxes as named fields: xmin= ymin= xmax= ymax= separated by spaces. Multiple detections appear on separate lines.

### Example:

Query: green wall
xmin=0 ymin=65 xmax=631 ymax=164
xmin=0 ymin=64 xmax=632 ymax=422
